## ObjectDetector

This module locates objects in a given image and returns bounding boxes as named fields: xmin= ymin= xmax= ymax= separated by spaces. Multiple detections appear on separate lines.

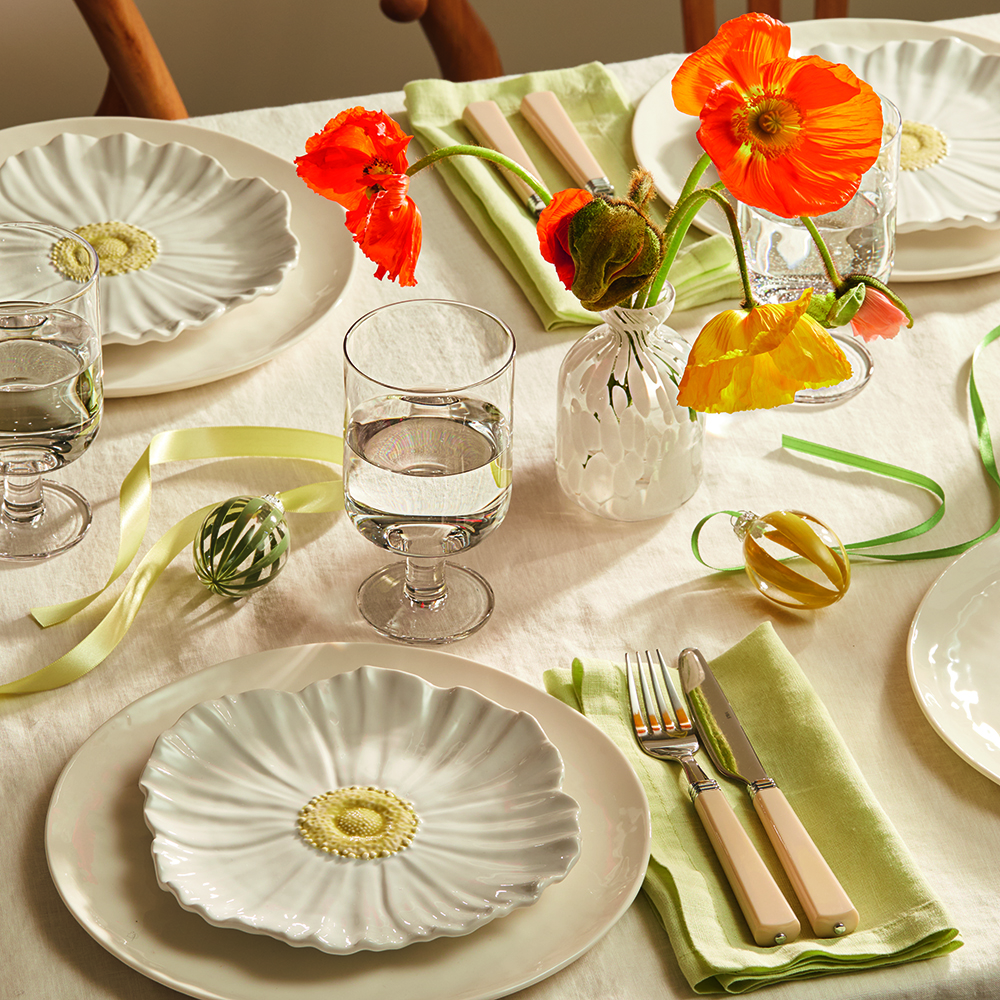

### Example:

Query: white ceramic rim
xmin=907 ymin=533 xmax=1000 ymax=786
xmin=45 ymin=642 xmax=651 ymax=1000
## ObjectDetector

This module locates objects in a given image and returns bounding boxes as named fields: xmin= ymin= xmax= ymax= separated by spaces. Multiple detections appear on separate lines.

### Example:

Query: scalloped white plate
xmin=632 ymin=18 xmax=1000 ymax=283
xmin=139 ymin=666 xmax=582 ymax=955
xmin=0 ymin=117 xmax=356 ymax=396
xmin=908 ymin=533 xmax=1000 ymax=786
xmin=45 ymin=643 xmax=650 ymax=1000
xmin=809 ymin=37 xmax=1000 ymax=233
xmin=0 ymin=131 xmax=299 ymax=344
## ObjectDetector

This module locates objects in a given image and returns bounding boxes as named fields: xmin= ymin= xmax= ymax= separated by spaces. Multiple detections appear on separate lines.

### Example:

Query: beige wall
xmin=2 ymin=0 xmax=998 ymax=130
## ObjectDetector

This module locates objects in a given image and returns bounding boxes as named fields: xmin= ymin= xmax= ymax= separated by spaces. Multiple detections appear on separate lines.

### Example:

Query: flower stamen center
xmin=900 ymin=120 xmax=948 ymax=172
xmin=735 ymin=96 xmax=804 ymax=158
xmin=297 ymin=786 xmax=418 ymax=859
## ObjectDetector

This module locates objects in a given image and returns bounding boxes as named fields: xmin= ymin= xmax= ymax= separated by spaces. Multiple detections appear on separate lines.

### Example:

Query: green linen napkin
xmin=404 ymin=63 xmax=741 ymax=330
xmin=544 ymin=622 xmax=960 ymax=994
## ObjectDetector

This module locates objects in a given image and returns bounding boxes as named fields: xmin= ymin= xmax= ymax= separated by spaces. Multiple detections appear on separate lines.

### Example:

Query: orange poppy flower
xmin=677 ymin=290 xmax=851 ymax=412
xmin=348 ymin=174 xmax=422 ymax=287
xmin=295 ymin=107 xmax=412 ymax=212
xmin=849 ymin=287 xmax=909 ymax=342
xmin=672 ymin=13 xmax=883 ymax=218
xmin=537 ymin=188 xmax=594 ymax=289
xmin=296 ymin=107 xmax=422 ymax=285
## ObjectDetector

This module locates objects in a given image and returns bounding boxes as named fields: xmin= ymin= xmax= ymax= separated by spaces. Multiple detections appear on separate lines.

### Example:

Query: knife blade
xmin=519 ymin=91 xmax=614 ymax=198
xmin=678 ymin=647 xmax=860 ymax=938
xmin=461 ymin=100 xmax=546 ymax=219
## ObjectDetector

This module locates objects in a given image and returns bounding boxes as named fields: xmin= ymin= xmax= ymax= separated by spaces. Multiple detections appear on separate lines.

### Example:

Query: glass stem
xmin=404 ymin=557 xmax=447 ymax=607
xmin=2 ymin=472 xmax=44 ymax=524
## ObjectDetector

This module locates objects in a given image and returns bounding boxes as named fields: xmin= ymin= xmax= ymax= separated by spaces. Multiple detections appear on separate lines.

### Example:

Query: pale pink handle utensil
xmin=462 ymin=100 xmax=546 ymax=217
xmin=520 ymin=91 xmax=613 ymax=196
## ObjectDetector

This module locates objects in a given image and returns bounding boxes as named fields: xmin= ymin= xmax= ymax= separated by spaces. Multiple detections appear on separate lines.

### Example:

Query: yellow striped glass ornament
xmin=733 ymin=509 xmax=850 ymax=610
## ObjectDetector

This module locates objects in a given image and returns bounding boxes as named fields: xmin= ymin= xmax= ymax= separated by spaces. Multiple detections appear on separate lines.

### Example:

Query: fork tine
xmin=655 ymin=648 xmax=692 ymax=731
xmin=634 ymin=650 xmax=663 ymax=733
xmin=625 ymin=652 xmax=648 ymax=736
xmin=645 ymin=650 xmax=676 ymax=733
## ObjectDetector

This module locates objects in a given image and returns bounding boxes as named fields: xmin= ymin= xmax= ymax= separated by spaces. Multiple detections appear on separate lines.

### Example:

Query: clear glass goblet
xmin=343 ymin=299 xmax=515 ymax=644
xmin=0 ymin=222 xmax=103 ymax=560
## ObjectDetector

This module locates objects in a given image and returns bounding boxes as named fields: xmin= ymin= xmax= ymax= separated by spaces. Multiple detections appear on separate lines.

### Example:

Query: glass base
xmin=357 ymin=562 xmax=494 ymax=644
xmin=792 ymin=334 xmax=873 ymax=407
xmin=0 ymin=481 xmax=92 ymax=561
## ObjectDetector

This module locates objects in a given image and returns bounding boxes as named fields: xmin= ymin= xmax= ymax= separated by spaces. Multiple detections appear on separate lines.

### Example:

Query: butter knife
xmin=519 ymin=91 xmax=614 ymax=197
xmin=462 ymin=100 xmax=546 ymax=219
xmin=678 ymin=647 xmax=860 ymax=938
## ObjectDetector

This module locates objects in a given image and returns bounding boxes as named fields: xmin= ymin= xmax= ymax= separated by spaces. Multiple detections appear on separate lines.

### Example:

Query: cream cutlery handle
xmin=753 ymin=785 xmax=859 ymax=937
xmin=520 ymin=91 xmax=611 ymax=195
xmin=693 ymin=785 xmax=800 ymax=947
xmin=462 ymin=100 xmax=545 ymax=215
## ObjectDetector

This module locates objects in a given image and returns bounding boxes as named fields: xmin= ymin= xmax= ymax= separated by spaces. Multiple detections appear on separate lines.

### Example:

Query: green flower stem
xmin=407 ymin=144 xmax=552 ymax=206
xmin=674 ymin=153 xmax=712 ymax=211
xmin=800 ymin=214 xmax=844 ymax=290
xmin=644 ymin=185 xmax=755 ymax=308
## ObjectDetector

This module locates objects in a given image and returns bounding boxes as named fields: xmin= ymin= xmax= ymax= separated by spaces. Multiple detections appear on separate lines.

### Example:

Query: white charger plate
xmin=908 ymin=533 xmax=1000 ymax=786
xmin=45 ymin=643 xmax=651 ymax=1000
xmin=632 ymin=19 xmax=1000 ymax=283
xmin=0 ymin=117 xmax=355 ymax=396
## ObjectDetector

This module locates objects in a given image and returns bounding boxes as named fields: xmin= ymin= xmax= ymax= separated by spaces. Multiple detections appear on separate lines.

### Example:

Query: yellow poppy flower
xmin=677 ymin=290 xmax=851 ymax=412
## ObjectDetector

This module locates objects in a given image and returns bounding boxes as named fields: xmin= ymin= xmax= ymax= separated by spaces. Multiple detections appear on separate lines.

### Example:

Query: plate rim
xmin=632 ymin=17 xmax=1000 ymax=284
xmin=44 ymin=641 xmax=652 ymax=1000
xmin=0 ymin=115 xmax=355 ymax=396
xmin=906 ymin=532 xmax=1000 ymax=785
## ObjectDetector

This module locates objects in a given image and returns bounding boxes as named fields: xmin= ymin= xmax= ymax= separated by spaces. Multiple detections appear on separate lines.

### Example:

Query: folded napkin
xmin=404 ymin=63 xmax=741 ymax=330
xmin=544 ymin=622 xmax=960 ymax=994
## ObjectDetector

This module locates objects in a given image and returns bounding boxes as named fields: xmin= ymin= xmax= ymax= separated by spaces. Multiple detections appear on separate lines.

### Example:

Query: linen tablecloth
xmin=3 ymin=14 xmax=1000 ymax=1000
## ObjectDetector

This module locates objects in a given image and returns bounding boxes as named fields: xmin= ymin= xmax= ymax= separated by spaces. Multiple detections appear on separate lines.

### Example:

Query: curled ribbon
xmin=692 ymin=323 xmax=1000 ymax=571
xmin=1 ymin=426 xmax=344 ymax=697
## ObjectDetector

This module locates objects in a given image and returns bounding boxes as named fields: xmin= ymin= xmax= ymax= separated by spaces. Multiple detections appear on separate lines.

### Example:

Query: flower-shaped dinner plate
xmin=0 ymin=131 xmax=299 ymax=345
xmin=632 ymin=18 xmax=1000 ymax=283
xmin=46 ymin=643 xmax=650 ymax=1000
xmin=908 ymin=532 xmax=1000 ymax=786
xmin=809 ymin=37 xmax=1000 ymax=233
xmin=139 ymin=666 xmax=582 ymax=954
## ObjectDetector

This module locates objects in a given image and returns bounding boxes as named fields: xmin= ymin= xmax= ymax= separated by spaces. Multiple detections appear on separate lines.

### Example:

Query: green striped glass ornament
xmin=193 ymin=495 xmax=289 ymax=598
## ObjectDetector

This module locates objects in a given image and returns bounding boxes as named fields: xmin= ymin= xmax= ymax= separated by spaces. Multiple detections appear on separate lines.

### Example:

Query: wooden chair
xmin=379 ymin=0 xmax=504 ymax=82
xmin=681 ymin=0 xmax=849 ymax=52
xmin=69 ymin=0 xmax=503 ymax=121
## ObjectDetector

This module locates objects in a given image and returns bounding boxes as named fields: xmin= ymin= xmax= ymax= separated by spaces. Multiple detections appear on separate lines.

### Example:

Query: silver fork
xmin=627 ymin=650 xmax=801 ymax=947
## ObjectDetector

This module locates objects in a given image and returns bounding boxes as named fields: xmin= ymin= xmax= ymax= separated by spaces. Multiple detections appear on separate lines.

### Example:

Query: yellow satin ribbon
xmin=1 ymin=426 xmax=345 ymax=697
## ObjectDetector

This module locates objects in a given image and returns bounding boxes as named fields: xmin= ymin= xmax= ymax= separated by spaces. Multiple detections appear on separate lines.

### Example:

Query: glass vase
xmin=555 ymin=284 xmax=704 ymax=521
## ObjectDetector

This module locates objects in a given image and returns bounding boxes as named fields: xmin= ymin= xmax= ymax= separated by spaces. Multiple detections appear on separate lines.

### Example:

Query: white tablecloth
xmin=4 ymin=14 xmax=1000 ymax=1000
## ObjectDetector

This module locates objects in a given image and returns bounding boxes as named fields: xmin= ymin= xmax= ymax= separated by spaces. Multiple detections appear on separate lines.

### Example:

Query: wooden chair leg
xmin=73 ymin=0 xmax=188 ymax=119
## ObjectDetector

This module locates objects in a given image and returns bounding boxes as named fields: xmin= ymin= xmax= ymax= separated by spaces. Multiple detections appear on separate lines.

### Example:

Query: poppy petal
xmin=537 ymin=188 xmax=593 ymax=289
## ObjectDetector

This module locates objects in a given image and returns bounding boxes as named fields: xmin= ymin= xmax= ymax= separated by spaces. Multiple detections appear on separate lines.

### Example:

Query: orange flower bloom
xmin=672 ymin=14 xmax=883 ymax=218
xmin=348 ymin=174 xmax=421 ymax=286
xmin=295 ymin=107 xmax=422 ymax=285
xmin=295 ymin=107 xmax=411 ymax=212
xmin=537 ymin=188 xmax=593 ymax=289
xmin=849 ymin=287 xmax=909 ymax=342
xmin=677 ymin=290 xmax=852 ymax=412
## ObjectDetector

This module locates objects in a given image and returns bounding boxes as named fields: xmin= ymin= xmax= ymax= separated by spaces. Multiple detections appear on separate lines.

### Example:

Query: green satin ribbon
xmin=692 ymin=323 xmax=1000 ymax=572
xmin=1 ymin=426 xmax=344 ymax=697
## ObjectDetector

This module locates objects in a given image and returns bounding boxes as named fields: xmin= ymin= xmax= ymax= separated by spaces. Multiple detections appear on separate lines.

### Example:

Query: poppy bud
xmin=567 ymin=197 xmax=664 ymax=311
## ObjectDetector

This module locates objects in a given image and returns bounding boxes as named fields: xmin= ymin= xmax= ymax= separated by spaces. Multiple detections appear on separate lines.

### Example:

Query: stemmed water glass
xmin=0 ymin=222 xmax=103 ymax=560
xmin=343 ymin=299 xmax=515 ymax=643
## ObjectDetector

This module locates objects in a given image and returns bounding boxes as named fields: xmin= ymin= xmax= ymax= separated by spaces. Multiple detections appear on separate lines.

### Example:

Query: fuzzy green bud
xmin=568 ymin=197 xmax=664 ymax=311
